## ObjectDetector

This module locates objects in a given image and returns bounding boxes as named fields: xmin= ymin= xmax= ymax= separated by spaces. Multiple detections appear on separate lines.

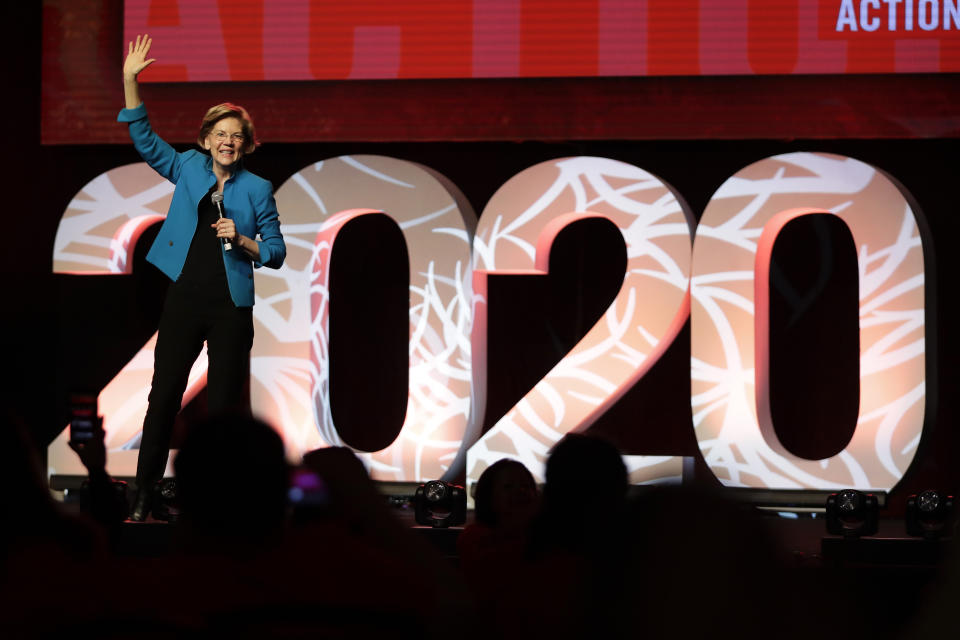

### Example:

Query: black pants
xmin=136 ymin=278 xmax=253 ymax=490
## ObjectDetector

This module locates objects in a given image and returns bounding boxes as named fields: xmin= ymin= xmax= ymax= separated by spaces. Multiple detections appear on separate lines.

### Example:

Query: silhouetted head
xmin=296 ymin=446 xmax=382 ymax=524
xmin=474 ymin=458 xmax=538 ymax=528
xmin=543 ymin=433 xmax=627 ymax=513
xmin=174 ymin=413 xmax=288 ymax=543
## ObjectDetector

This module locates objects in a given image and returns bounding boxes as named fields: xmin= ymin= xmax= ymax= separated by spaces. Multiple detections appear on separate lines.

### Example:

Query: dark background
xmin=7 ymin=2 xmax=959 ymax=511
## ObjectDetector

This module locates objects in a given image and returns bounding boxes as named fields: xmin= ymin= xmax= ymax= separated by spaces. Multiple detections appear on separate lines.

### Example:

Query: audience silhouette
xmin=2 ymin=412 xmax=954 ymax=638
xmin=0 ymin=412 xmax=111 ymax=635
xmin=457 ymin=458 xmax=539 ymax=635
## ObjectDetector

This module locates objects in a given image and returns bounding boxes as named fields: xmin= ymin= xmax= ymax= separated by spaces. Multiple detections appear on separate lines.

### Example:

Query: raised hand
xmin=123 ymin=34 xmax=156 ymax=81
xmin=123 ymin=34 xmax=156 ymax=109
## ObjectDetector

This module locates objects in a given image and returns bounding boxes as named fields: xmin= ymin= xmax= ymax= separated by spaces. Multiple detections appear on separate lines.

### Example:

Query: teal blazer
xmin=118 ymin=104 xmax=286 ymax=307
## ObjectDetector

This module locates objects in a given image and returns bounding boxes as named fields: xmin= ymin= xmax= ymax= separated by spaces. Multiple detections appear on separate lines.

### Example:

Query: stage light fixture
xmin=905 ymin=490 xmax=955 ymax=539
xmin=826 ymin=489 xmax=878 ymax=538
xmin=414 ymin=480 xmax=466 ymax=528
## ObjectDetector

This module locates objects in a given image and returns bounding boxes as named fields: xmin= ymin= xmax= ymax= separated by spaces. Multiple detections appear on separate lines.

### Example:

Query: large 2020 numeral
xmin=262 ymin=156 xmax=475 ymax=481
xmin=691 ymin=153 xmax=927 ymax=489
xmin=466 ymin=157 xmax=694 ymax=486
xmin=50 ymin=152 xmax=929 ymax=493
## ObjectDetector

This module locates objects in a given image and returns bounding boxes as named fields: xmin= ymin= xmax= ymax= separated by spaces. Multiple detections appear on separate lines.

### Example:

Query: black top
xmin=178 ymin=186 xmax=229 ymax=294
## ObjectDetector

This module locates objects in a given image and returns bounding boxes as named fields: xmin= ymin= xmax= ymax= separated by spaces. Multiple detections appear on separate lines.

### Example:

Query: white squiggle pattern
xmin=691 ymin=152 xmax=927 ymax=490
xmin=53 ymin=164 xmax=174 ymax=274
xmin=467 ymin=157 xmax=693 ymax=487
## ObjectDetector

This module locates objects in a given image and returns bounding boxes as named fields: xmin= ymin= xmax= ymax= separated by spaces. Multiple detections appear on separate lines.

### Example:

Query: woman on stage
xmin=119 ymin=35 xmax=287 ymax=521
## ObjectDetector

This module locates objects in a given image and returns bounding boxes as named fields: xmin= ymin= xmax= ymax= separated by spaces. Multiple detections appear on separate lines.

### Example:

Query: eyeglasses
xmin=212 ymin=131 xmax=245 ymax=143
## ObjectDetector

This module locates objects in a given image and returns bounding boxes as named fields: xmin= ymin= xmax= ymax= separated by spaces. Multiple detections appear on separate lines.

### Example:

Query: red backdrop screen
xmin=126 ymin=0 xmax=960 ymax=81
xmin=41 ymin=0 xmax=960 ymax=144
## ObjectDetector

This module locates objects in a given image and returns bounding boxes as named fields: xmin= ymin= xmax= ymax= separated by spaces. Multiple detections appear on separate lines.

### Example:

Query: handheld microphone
xmin=211 ymin=192 xmax=232 ymax=251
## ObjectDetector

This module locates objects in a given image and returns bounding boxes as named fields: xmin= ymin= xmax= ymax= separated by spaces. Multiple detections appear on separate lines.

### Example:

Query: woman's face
xmin=203 ymin=116 xmax=246 ymax=170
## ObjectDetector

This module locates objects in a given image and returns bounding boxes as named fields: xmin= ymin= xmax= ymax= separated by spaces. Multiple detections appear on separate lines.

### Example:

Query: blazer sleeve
xmin=251 ymin=182 xmax=286 ymax=269
xmin=117 ymin=103 xmax=184 ymax=184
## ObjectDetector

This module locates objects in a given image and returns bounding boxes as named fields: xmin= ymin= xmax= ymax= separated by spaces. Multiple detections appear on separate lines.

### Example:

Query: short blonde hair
xmin=197 ymin=103 xmax=259 ymax=155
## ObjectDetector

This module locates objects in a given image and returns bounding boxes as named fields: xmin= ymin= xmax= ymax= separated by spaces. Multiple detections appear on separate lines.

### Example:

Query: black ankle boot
xmin=129 ymin=487 xmax=152 ymax=522
xmin=151 ymin=479 xmax=179 ymax=522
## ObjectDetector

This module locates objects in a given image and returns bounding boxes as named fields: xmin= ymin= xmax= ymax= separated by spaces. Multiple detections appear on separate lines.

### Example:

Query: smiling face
xmin=203 ymin=116 xmax=246 ymax=171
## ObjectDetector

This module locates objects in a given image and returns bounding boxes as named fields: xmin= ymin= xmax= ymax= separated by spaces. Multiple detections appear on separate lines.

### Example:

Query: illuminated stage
xmin=4 ymin=2 xmax=959 ymax=635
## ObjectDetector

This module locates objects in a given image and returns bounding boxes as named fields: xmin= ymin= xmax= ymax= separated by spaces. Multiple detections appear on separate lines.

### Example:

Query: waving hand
xmin=124 ymin=34 xmax=156 ymax=80
xmin=123 ymin=34 xmax=157 ymax=109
